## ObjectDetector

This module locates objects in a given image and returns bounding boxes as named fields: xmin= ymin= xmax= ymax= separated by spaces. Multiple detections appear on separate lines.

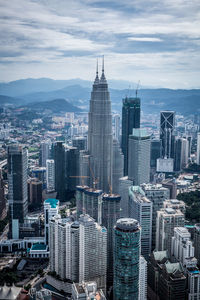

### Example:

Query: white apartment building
xmin=197 ymin=132 xmax=200 ymax=165
xmin=46 ymin=159 xmax=55 ymax=192
xmin=44 ymin=198 xmax=59 ymax=245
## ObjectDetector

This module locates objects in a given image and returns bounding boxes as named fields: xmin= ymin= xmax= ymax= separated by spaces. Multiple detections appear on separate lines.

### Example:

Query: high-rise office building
xmin=54 ymin=142 xmax=66 ymax=201
xmin=0 ymin=168 xmax=6 ymax=220
xmin=79 ymin=214 xmax=107 ymax=293
xmin=150 ymin=139 xmax=161 ymax=168
xmin=112 ymin=139 xmax=124 ymax=194
xmin=118 ymin=176 xmax=133 ymax=218
xmin=44 ymin=198 xmax=59 ymax=245
xmin=174 ymin=137 xmax=189 ymax=171
xmin=113 ymin=218 xmax=141 ymax=300
xmin=29 ymin=178 xmax=43 ymax=208
xmin=113 ymin=114 xmax=120 ymax=142
xmin=156 ymin=206 xmax=185 ymax=253
xmin=162 ymin=178 xmax=177 ymax=199
xmin=128 ymin=128 xmax=151 ymax=185
xmin=160 ymin=111 xmax=175 ymax=159
xmin=121 ymin=97 xmax=140 ymax=175
xmin=197 ymin=132 xmax=200 ymax=165
xmin=102 ymin=193 xmax=121 ymax=289
xmin=46 ymin=159 xmax=55 ymax=193
xmin=8 ymin=145 xmax=28 ymax=239
xmin=87 ymin=61 xmax=113 ymax=192
xmin=129 ymin=186 xmax=152 ymax=260
xmin=39 ymin=140 xmax=51 ymax=167
xmin=139 ymin=256 xmax=147 ymax=300
xmin=141 ymin=183 xmax=170 ymax=250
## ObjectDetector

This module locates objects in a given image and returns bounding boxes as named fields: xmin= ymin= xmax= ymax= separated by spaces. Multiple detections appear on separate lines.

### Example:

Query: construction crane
xmin=135 ymin=80 xmax=140 ymax=98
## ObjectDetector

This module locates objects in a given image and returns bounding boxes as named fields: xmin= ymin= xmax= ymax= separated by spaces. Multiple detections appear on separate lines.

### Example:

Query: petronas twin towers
xmin=87 ymin=59 xmax=113 ymax=193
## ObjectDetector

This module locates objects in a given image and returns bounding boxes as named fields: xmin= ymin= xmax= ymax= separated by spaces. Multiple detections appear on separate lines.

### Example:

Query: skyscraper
xmin=79 ymin=214 xmax=107 ymax=293
xmin=160 ymin=111 xmax=175 ymax=158
xmin=121 ymin=97 xmax=140 ymax=175
xmin=141 ymin=183 xmax=170 ymax=250
xmin=39 ymin=140 xmax=51 ymax=167
xmin=112 ymin=139 xmax=124 ymax=194
xmin=54 ymin=142 xmax=66 ymax=201
xmin=129 ymin=186 xmax=152 ymax=260
xmin=8 ymin=145 xmax=28 ymax=239
xmin=113 ymin=218 xmax=141 ymax=300
xmin=102 ymin=193 xmax=121 ymax=289
xmin=150 ymin=139 xmax=161 ymax=168
xmin=88 ymin=60 xmax=113 ymax=192
xmin=128 ymin=128 xmax=151 ymax=185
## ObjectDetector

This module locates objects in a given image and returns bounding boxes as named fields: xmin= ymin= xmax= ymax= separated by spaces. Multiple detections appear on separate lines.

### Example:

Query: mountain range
xmin=0 ymin=78 xmax=199 ymax=115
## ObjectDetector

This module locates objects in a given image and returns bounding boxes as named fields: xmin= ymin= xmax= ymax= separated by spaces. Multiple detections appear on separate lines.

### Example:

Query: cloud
xmin=0 ymin=0 xmax=199 ymax=88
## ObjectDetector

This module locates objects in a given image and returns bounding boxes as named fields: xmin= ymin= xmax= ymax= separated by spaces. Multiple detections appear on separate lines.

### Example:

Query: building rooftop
xmin=116 ymin=218 xmax=140 ymax=232
xmin=44 ymin=198 xmax=59 ymax=208
xmin=154 ymin=250 xmax=169 ymax=262
xmin=31 ymin=243 xmax=47 ymax=251
xmin=129 ymin=186 xmax=151 ymax=203
xmin=165 ymin=261 xmax=183 ymax=274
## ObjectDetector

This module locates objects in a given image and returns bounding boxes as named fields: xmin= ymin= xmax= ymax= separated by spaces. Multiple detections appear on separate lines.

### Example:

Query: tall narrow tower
xmin=88 ymin=58 xmax=113 ymax=192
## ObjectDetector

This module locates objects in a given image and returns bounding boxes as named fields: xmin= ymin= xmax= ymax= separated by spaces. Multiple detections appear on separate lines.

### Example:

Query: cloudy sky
xmin=0 ymin=0 xmax=200 ymax=88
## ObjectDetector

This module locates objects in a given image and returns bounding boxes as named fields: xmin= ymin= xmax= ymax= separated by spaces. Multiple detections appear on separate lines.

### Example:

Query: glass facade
xmin=113 ymin=218 xmax=141 ymax=300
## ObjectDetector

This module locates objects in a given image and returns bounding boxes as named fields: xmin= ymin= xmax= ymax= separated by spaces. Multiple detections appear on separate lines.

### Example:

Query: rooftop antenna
xmin=96 ymin=58 xmax=98 ymax=75
xmin=136 ymin=80 xmax=140 ymax=98
xmin=102 ymin=55 xmax=104 ymax=73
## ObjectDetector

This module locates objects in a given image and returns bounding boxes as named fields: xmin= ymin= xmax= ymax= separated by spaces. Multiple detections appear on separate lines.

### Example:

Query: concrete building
xmin=102 ymin=193 xmax=121 ymax=289
xmin=112 ymin=139 xmax=124 ymax=194
xmin=44 ymin=198 xmax=59 ymax=245
xmin=87 ymin=61 xmax=113 ymax=193
xmin=197 ymin=132 xmax=200 ymax=165
xmin=118 ymin=176 xmax=133 ymax=218
xmin=121 ymin=97 xmax=140 ymax=175
xmin=163 ymin=199 xmax=185 ymax=214
xmin=128 ymin=128 xmax=151 ymax=185
xmin=171 ymin=227 xmax=195 ymax=266
xmin=79 ymin=214 xmax=107 ymax=293
xmin=72 ymin=281 xmax=106 ymax=300
xmin=162 ymin=178 xmax=177 ymax=199
xmin=8 ymin=145 xmax=28 ymax=239
xmin=49 ymin=215 xmax=79 ymax=282
xmin=75 ymin=186 xmax=103 ymax=223
xmin=160 ymin=111 xmax=175 ymax=159
xmin=139 ymin=256 xmax=147 ymax=300
xmin=156 ymin=207 xmax=185 ymax=253
xmin=129 ymin=186 xmax=152 ymax=260
xmin=46 ymin=159 xmax=55 ymax=193
xmin=39 ymin=140 xmax=51 ymax=167
xmin=113 ymin=218 xmax=141 ymax=300
xmin=148 ymin=250 xmax=187 ymax=300
xmin=141 ymin=183 xmax=170 ymax=250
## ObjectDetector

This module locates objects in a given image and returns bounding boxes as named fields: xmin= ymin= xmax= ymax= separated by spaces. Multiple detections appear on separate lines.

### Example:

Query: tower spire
xmin=94 ymin=58 xmax=99 ymax=85
xmin=100 ymin=55 xmax=107 ymax=83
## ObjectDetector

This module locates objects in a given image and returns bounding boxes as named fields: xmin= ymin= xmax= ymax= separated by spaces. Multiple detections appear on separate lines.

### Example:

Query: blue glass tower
xmin=113 ymin=218 xmax=141 ymax=300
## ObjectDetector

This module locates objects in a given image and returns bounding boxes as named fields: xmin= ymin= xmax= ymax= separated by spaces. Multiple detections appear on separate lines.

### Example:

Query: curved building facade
xmin=113 ymin=218 xmax=141 ymax=300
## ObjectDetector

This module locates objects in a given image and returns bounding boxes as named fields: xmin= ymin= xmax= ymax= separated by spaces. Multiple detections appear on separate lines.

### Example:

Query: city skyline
xmin=0 ymin=0 xmax=200 ymax=88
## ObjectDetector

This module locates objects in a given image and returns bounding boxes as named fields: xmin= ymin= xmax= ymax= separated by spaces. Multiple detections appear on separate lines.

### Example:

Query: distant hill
xmin=25 ymin=98 xmax=82 ymax=113
xmin=0 ymin=78 xmax=199 ymax=115
xmin=0 ymin=95 xmax=22 ymax=106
